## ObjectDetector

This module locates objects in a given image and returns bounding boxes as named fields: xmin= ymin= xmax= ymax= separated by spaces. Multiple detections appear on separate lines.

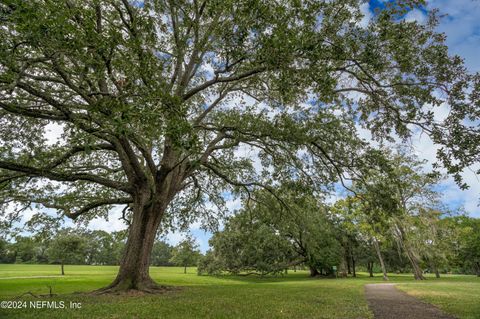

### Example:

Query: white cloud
xmin=403 ymin=9 xmax=427 ymax=24
xmin=359 ymin=3 xmax=373 ymax=28
xmin=87 ymin=205 xmax=129 ymax=232
xmin=410 ymin=129 xmax=480 ymax=217
xmin=165 ymin=232 xmax=186 ymax=247
xmin=44 ymin=123 xmax=64 ymax=145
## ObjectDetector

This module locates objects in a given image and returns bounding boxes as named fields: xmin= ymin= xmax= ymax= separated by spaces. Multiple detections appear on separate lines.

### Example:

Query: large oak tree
xmin=0 ymin=0 xmax=478 ymax=292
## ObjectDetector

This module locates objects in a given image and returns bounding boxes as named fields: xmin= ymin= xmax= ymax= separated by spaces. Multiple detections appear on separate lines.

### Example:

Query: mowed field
xmin=0 ymin=264 xmax=479 ymax=319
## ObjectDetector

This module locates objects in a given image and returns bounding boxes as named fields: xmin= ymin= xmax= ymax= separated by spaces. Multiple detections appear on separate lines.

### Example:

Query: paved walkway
xmin=365 ymin=283 xmax=456 ymax=319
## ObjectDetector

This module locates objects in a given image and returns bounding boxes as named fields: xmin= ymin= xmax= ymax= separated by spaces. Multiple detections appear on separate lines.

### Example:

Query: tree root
xmin=90 ymin=280 xmax=179 ymax=295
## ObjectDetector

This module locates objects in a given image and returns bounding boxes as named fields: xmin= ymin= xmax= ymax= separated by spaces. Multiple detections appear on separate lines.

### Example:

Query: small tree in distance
xmin=48 ymin=231 xmax=87 ymax=275
xmin=170 ymin=236 xmax=201 ymax=274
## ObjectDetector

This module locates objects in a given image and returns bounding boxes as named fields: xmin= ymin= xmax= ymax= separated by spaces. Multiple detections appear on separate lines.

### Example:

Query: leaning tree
xmin=0 ymin=0 xmax=478 ymax=292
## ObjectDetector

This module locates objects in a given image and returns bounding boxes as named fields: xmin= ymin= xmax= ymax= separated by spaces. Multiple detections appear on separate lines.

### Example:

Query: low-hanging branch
xmin=0 ymin=160 xmax=131 ymax=193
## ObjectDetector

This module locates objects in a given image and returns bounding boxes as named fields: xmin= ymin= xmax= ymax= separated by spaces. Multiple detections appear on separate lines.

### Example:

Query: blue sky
xmin=399 ymin=0 xmax=480 ymax=217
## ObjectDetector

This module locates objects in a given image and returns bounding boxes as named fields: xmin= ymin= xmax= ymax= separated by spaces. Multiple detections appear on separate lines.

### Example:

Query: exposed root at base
xmin=90 ymin=283 xmax=181 ymax=296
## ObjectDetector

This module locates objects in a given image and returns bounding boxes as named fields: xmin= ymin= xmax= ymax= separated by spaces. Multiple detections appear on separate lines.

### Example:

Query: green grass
xmin=0 ymin=264 xmax=478 ymax=319
xmin=397 ymin=276 xmax=480 ymax=319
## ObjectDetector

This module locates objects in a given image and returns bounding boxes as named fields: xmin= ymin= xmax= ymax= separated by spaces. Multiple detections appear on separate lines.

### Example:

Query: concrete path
xmin=365 ymin=283 xmax=456 ymax=319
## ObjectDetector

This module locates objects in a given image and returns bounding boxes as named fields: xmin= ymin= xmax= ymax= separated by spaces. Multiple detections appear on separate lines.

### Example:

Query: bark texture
xmin=94 ymin=187 xmax=173 ymax=293
xmin=395 ymin=222 xmax=426 ymax=280
xmin=404 ymin=247 xmax=425 ymax=280
xmin=373 ymin=238 xmax=389 ymax=281
xmin=93 ymin=143 xmax=187 ymax=294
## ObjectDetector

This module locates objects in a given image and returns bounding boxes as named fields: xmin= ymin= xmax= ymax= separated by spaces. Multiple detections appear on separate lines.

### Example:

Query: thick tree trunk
xmin=475 ymin=262 xmax=480 ymax=277
xmin=94 ymin=196 xmax=167 ymax=294
xmin=61 ymin=262 xmax=64 ymax=276
xmin=373 ymin=238 xmax=388 ymax=281
xmin=309 ymin=266 xmax=319 ymax=277
xmin=184 ymin=265 xmax=187 ymax=274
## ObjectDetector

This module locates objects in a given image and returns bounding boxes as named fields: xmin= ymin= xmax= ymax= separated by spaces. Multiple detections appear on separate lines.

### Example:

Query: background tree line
xmin=2 ymin=150 xmax=479 ymax=279
xmin=2 ymin=207 xmax=478 ymax=278
xmin=198 ymin=151 xmax=480 ymax=278
xmin=0 ymin=229 xmax=202 ymax=274
xmin=198 ymin=200 xmax=480 ymax=278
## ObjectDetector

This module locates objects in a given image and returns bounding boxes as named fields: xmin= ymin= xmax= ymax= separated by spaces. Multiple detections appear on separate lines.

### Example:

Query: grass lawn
xmin=397 ymin=276 xmax=480 ymax=319
xmin=0 ymin=264 xmax=478 ymax=319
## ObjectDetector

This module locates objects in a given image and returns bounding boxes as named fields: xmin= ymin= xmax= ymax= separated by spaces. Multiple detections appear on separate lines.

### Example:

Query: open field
xmin=0 ymin=264 xmax=479 ymax=319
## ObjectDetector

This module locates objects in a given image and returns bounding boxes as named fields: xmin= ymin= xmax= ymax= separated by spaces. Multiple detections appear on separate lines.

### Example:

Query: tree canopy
xmin=0 ymin=0 xmax=478 ymax=292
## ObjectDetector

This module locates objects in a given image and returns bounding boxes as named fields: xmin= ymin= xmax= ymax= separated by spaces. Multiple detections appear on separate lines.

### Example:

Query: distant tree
xmin=11 ymin=236 xmax=37 ymax=263
xmin=110 ymin=230 xmax=128 ymax=265
xmin=204 ymin=211 xmax=296 ymax=276
xmin=170 ymin=237 xmax=201 ymax=274
xmin=457 ymin=217 xmax=480 ymax=276
xmin=0 ymin=238 xmax=15 ymax=263
xmin=437 ymin=215 xmax=472 ymax=274
xmin=253 ymin=187 xmax=342 ymax=277
xmin=353 ymin=149 xmax=447 ymax=280
xmin=48 ymin=231 xmax=87 ymax=275
xmin=204 ymin=184 xmax=341 ymax=277
xmin=150 ymin=240 xmax=174 ymax=266
xmin=197 ymin=250 xmax=224 ymax=276
xmin=24 ymin=214 xmax=62 ymax=264
xmin=334 ymin=206 xmax=360 ymax=277
xmin=404 ymin=208 xmax=451 ymax=278
xmin=333 ymin=197 xmax=391 ymax=281
xmin=80 ymin=229 xmax=126 ymax=265
xmin=355 ymin=241 xmax=377 ymax=278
